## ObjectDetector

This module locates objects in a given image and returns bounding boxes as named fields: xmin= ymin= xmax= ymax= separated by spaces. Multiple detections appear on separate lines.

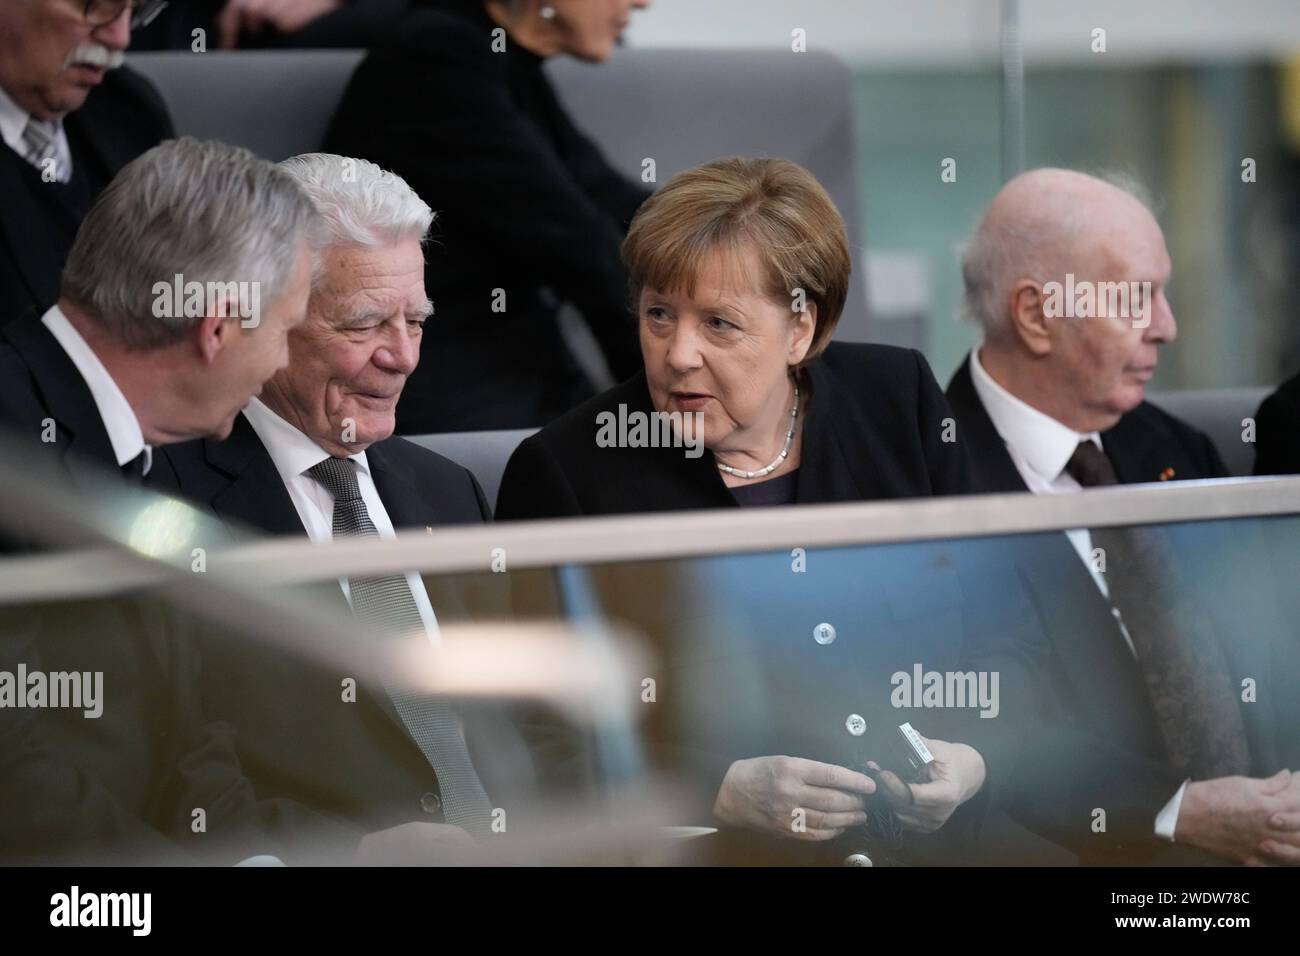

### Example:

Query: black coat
xmin=0 ymin=312 xmax=258 ymax=864
xmin=153 ymin=419 xmax=543 ymax=862
xmin=945 ymin=353 xmax=1284 ymax=864
xmin=495 ymin=343 xmax=1068 ymax=864
xmin=0 ymin=311 xmax=142 ymax=486
xmin=0 ymin=68 xmax=173 ymax=329
xmin=324 ymin=0 xmax=650 ymax=432
xmin=495 ymin=342 xmax=972 ymax=519
xmin=1253 ymin=371 xmax=1300 ymax=476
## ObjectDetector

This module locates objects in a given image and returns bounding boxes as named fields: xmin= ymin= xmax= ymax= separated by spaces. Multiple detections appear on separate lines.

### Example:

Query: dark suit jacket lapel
xmin=945 ymin=354 xmax=1029 ymax=494
xmin=367 ymin=439 xmax=479 ymax=624
xmin=796 ymin=359 xmax=936 ymax=504
xmin=368 ymin=439 xmax=466 ymax=530
xmin=3 ymin=315 xmax=117 ymax=480
xmin=1102 ymin=416 xmax=1172 ymax=484
xmin=0 ymin=155 xmax=63 ymax=310
xmin=66 ymin=87 xmax=136 ymax=178
xmin=200 ymin=415 xmax=306 ymax=540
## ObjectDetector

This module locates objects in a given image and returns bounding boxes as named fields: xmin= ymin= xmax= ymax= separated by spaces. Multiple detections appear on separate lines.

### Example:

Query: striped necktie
xmin=21 ymin=116 xmax=66 ymax=182
xmin=306 ymin=455 xmax=494 ymax=836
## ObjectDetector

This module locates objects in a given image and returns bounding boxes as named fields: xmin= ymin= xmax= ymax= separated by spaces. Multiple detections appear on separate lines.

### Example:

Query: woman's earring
xmin=540 ymin=3 xmax=557 ymax=19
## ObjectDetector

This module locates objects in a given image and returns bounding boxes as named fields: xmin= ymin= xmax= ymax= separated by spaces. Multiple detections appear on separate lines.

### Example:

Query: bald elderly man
xmin=948 ymin=167 xmax=1225 ymax=487
xmin=945 ymin=169 xmax=1300 ymax=866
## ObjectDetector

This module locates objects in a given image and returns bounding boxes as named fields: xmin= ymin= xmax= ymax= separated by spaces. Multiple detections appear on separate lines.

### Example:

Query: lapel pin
xmin=1159 ymin=467 xmax=1175 ymax=481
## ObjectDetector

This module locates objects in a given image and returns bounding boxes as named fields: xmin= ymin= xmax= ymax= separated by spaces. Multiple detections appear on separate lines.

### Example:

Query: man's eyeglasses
xmin=83 ymin=0 xmax=170 ymax=30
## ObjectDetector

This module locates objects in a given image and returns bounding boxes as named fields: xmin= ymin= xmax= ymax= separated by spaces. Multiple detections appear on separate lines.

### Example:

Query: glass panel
xmin=3 ymin=460 xmax=1297 ymax=865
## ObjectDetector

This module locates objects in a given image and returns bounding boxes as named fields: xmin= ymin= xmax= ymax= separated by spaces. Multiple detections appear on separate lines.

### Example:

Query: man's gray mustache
xmin=65 ymin=45 xmax=126 ymax=70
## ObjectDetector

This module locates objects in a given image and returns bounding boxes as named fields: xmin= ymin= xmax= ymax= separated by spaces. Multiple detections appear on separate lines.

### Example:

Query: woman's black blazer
xmin=495 ymin=341 xmax=973 ymax=518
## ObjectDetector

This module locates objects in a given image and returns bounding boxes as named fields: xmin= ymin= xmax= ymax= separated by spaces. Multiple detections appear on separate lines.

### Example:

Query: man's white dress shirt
xmin=41 ymin=305 xmax=151 ymax=474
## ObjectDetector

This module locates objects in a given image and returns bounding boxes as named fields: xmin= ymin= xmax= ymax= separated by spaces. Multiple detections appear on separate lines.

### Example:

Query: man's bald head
xmin=961 ymin=167 xmax=1178 ymax=433
xmin=962 ymin=168 xmax=1160 ymax=342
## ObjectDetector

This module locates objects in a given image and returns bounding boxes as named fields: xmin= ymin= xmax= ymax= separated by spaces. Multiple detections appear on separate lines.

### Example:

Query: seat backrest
xmin=1146 ymin=388 xmax=1268 ymax=477
xmin=129 ymin=50 xmax=364 ymax=161
xmin=129 ymin=47 xmax=866 ymax=339
xmin=545 ymin=49 xmax=866 ymax=340
xmin=403 ymin=429 xmax=538 ymax=509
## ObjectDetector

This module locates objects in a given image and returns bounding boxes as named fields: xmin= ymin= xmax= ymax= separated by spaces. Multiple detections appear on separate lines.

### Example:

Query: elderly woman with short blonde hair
xmin=496 ymin=158 xmax=1002 ymax=865
xmin=497 ymin=156 xmax=969 ymax=513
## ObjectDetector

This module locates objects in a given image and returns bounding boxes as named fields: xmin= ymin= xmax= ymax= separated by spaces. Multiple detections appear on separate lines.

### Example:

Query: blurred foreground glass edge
xmin=1 ymin=432 xmax=1297 ymax=865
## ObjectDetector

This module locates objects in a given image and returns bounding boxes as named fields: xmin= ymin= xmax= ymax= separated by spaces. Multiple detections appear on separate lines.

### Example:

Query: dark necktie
xmin=121 ymin=451 xmax=146 ymax=483
xmin=1064 ymin=441 xmax=1251 ymax=777
xmin=306 ymin=456 xmax=494 ymax=836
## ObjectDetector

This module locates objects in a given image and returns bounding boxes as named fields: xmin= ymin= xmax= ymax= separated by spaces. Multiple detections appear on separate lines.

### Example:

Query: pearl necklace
xmin=716 ymin=380 xmax=800 ymax=480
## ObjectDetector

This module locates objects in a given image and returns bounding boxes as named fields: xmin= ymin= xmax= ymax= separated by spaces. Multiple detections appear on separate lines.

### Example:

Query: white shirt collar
xmin=968 ymin=346 xmax=1101 ymax=484
xmin=0 ymin=82 xmax=31 ymax=156
xmin=41 ymin=304 xmax=151 ymax=474
xmin=241 ymin=397 xmax=371 ymax=488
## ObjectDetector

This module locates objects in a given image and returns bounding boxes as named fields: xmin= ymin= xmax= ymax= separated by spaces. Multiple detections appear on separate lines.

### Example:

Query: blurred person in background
xmin=325 ymin=0 xmax=654 ymax=432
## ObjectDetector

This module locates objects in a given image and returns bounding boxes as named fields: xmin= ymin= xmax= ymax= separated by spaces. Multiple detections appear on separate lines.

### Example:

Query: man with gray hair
xmin=944 ymin=168 xmax=1299 ymax=866
xmin=0 ymin=135 xmax=317 ymax=862
xmin=1 ymin=136 xmax=316 ymax=482
xmin=0 ymin=0 xmax=174 ymax=326
xmin=159 ymin=153 xmax=521 ymax=865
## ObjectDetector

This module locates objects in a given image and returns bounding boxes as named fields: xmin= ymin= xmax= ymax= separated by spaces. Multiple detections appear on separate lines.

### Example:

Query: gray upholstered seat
xmin=403 ymin=429 xmax=537 ymax=508
xmin=129 ymin=50 xmax=364 ymax=163
xmin=1147 ymin=388 xmax=1268 ymax=477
